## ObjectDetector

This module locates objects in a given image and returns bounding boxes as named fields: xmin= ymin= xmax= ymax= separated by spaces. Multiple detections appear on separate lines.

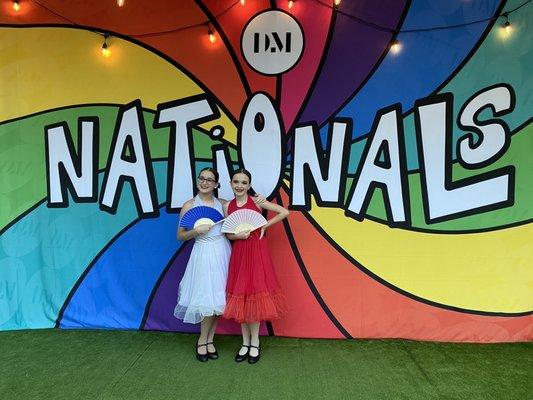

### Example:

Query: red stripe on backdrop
xmin=267 ymin=198 xmax=345 ymax=338
xmin=201 ymin=0 xmax=277 ymax=99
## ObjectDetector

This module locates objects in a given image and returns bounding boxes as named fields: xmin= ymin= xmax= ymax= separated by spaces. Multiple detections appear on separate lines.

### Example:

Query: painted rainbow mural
xmin=0 ymin=0 xmax=531 ymax=342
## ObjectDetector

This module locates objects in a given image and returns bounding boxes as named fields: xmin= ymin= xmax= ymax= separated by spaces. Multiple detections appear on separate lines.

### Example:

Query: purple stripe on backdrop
xmin=143 ymin=241 xmax=198 ymax=333
xmin=299 ymin=0 xmax=408 ymax=126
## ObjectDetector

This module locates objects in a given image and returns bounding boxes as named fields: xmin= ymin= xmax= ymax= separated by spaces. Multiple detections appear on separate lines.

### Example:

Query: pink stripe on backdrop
xmin=279 ymin=0 xmax=333 ymax=131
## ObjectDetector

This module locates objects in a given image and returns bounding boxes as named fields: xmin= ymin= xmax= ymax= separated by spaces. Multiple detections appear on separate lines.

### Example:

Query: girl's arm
xmin=257 ymin=201 xmax=289 ymax=238
xmin=177 ymin=199 xmax=211 ymax=241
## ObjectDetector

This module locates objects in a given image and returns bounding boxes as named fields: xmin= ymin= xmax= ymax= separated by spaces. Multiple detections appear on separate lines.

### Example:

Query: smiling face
xmin=231 ymin=172 xmax=251 ymax=197
xmin=196 ymin=170 xmax=218 ymax=195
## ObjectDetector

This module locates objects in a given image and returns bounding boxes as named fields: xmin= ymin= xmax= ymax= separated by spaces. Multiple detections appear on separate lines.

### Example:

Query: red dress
xmin=224 ymin=196 xmax=286 ymax=323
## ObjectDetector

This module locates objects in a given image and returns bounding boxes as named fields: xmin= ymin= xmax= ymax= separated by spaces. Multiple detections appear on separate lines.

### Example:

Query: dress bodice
xmin=227 ymin=195 xmax=261 ymax=214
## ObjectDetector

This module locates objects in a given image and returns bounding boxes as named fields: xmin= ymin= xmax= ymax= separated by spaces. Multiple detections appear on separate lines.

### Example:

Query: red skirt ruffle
xmin=224 ymin=231 xmax=286 ymax=323
xmin=224 ymin=290 xmax=287 ymax=323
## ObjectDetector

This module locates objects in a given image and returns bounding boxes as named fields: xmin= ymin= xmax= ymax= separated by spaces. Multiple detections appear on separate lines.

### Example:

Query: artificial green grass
xmin=0 ymin=329 xmax=531 ymax=400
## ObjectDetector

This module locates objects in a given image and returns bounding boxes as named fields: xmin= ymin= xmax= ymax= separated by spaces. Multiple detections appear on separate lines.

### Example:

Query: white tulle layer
xmin=174 ymin=235 xmax=231 ymax=324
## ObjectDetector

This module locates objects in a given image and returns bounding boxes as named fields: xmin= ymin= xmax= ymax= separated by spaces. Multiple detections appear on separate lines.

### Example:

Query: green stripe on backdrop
xmin=441 ymin=0 xmax=533 ymax=137
xmin=0 ymin=105 xmax=237 ymax=232
xmin=346 ymin=122 xmax=532 ymax=231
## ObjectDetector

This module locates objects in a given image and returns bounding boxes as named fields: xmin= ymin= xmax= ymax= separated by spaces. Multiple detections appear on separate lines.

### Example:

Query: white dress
xmin=174 ymin=196 xmax=231 ymax=324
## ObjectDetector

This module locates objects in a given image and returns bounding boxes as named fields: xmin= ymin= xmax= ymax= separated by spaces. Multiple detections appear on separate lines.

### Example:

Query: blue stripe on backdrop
xmin=0 ymin=183 xmax=140 ymax=330
xmin=59 ymin=206 xmax=182 ymax=329
xmin=325 ymin=0 xmax=501 ymax=142
xmin=0 ymin=161 xmax=182 ymax=330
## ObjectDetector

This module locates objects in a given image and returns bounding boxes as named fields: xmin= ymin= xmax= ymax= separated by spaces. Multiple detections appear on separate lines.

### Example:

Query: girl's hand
xmin=235 ymin=230 xmax=251 ymax=240
xmin=195 ymin=224 xmax=212 ymax=235
xmin=253 ymin=194 xmax=267 ymax=205
xmin=259 ymin=226 xmax=266 ymax=239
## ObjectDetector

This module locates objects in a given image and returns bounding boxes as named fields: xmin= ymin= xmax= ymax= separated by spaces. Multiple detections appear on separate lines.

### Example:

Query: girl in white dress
xmin=174 ymin=167 xmax=265 ymax=362
xmin=174 ymin=167 xmax=231 ymax=362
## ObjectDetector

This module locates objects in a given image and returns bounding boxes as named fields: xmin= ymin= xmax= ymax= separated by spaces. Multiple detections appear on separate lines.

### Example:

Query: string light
xmin=502 ymin=13 xmax=512 ymax=35
xmin=20 ymin=0 xmax=530 ymax=57
xmin=101 ymin=34 xmax=111 ymax=57
xmin=313 ymin=0 xmax=530 ymax=35
xmin=390 ymin=38 xmax=401 ymax=54
xmin=207 ymin=24 xmax=216 ymax=44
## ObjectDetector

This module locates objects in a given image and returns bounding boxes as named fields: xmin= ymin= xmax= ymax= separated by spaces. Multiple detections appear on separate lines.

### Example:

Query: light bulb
xmin=334 ymin=0 xmax=341 ymax=6
xmin=504 ymin=21 xmax=512 ymax=36
xmin=13 ymin=0 xmax=21 ymax=12
xmin=209 ymin=29 xmax=216 ymax=44
xmin=240 ymin=0 xmax=245 ymax=5
xmin=390 ymin=39 xmax=401 ymax=54
xmin=288 ymin=0 xmax=294 ymax=9
xmin=102 ymin=42 xmax=111 ymax=57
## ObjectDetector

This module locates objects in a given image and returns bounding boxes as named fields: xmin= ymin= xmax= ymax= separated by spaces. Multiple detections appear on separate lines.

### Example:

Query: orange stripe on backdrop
xmin=0 ymin=0 xmax=247 ymax=120
xmin=201 ymin=0 xmax=277 ymax=100
xmin=278 ymin=189 xmax=532 ymax=342
xmin=267 ymin=199 xmax=345 ymax=338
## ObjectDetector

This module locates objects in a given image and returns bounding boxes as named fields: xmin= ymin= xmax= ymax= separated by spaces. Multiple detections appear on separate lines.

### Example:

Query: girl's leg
xmin=206 ymin=316 xmax=219 ymax=353
xmin=198 ymin=316 xmax=215 ymax=355
xmin=238 ymin=323 xmax=251 ymax=356
xmin=249 ymin=322 xmax=261 ymax=357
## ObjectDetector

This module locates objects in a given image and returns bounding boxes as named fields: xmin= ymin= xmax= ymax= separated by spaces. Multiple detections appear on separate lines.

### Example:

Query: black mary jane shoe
xmin=196 ymin=343 xmax=209 ymax=362
xmin=248 ymin=345 xmax=261 ymax=364
xmin=234 ymin=345 xmax=250 ymax=363
xmin=206 ymin=342 xmax=219 ymax=360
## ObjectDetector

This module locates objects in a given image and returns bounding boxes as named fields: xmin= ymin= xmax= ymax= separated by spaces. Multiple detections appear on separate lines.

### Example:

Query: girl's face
xmin=196 ymin=170 xmax=217 ymax=195
xmin=231 ymin=173 xmax=250 ymax=197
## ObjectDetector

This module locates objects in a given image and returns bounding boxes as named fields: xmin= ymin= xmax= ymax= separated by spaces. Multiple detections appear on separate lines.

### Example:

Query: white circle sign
xmin=241 ymin=10 xmax=304 ymax=76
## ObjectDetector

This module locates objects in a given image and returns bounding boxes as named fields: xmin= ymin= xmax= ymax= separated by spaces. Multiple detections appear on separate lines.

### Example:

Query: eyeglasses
xmin=197 ymin=176 xmax=216 ymax=184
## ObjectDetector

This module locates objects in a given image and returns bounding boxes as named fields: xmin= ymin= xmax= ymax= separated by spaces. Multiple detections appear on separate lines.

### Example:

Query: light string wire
xmin=23 ymin=0 xmax=531 ymax=40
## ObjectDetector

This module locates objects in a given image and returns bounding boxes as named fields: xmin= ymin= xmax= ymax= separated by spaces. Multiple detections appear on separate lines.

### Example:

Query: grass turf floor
xmin=0 ymin=329 xmax=531 ymax=400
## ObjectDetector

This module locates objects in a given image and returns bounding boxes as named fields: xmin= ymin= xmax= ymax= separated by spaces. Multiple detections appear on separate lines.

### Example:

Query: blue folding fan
xmin=179 ymin=206 xmax=225 ymax=230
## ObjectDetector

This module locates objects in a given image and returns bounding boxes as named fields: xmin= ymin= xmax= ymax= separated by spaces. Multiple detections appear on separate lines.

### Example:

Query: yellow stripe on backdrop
xmin=308 ymin=199 xmax=533 ymax=314
xmin=0 ymin=27 xmax=237 ymax=143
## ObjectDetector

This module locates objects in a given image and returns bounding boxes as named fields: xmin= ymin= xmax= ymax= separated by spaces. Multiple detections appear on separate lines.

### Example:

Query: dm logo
xmin=241 ymin=10 xmax=304 ymax=76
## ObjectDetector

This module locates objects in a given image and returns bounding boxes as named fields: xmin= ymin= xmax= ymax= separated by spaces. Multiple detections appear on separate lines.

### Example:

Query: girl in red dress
xmin=223 ymin=169 xmax=289 ymax=364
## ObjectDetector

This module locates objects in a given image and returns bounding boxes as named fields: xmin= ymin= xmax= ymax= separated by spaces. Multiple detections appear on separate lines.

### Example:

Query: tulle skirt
xmin=224 ymin=232 xmax=286 ymax=323
xmin=174 ymin=235 xmax=231 ymax=324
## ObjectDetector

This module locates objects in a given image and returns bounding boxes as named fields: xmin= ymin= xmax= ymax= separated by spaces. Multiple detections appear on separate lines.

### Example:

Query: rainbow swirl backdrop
xmin=0 ymin=0 xmax=531 ymax=341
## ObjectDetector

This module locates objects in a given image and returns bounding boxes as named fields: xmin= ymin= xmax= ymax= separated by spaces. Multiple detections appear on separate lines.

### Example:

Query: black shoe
xmin=248 ymin=345 xmax=261 ymax=364
xmin=206 ymin=342 xmax=219 ymax=360
xmin=196 ymin=343 xmax=209 ymax=362
xmin=235 ymin=345 xmax=250 ymax=363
